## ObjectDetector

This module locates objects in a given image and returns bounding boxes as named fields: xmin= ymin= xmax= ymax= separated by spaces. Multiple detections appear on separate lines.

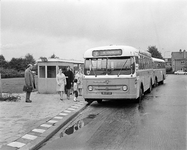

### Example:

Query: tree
xmin=25 ymin=53 xmax=36 ymax=65
xmin=9 ymin=58 xmax=25 ymax=71
xmin=147 ymin=46 xmax=163 ymax=59
xmin=40 ymin=57 xmax=48 ymax=62
xmin=50 ymin=53 xmax=59 ymax=59
xmin=50 ymin=54 xmax=56 ymax=58
xmin=0 ymin=55 xmax=8 ymax=68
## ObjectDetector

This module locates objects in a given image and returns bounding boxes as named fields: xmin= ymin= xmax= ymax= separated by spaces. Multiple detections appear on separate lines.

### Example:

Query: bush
xmin=0 ymin=93 xmax=21 ymax=102
xmin=0 ymin=67 xmax=24 ymax=78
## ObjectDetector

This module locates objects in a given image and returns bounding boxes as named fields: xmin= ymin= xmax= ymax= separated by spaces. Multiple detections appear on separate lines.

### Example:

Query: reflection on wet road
xmin=61 ymin=114 xmax=99 ymax=137
xmin=40 ymin=75 xmax=186 ymax=150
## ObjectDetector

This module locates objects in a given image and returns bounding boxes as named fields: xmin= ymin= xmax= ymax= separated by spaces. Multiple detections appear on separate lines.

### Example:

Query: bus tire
xmin=160 ymin=75 xmax=165 ymax=84
xmin=136 ymin=87 xmax=143 ymax=103
xmin=154 ymin=78 xmax=158 ymax=87
xmin=85 ymin=99 xmax=93 ymax=104
xmin=97 ymin=99 xmax=102 ymax=104
xmin=147 ymin=80 xmax=152 ymax=93
xmin=160 ymin=80 xmax=164 ymax=84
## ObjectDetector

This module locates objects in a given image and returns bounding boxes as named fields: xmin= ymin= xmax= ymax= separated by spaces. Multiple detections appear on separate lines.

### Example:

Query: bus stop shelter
xmin=37 ymin=58 xmax=83 ymax=94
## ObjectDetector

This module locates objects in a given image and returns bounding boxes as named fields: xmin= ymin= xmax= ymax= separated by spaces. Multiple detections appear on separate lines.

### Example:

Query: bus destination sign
xmin=92 ymin=49 xmax=122 ymax=57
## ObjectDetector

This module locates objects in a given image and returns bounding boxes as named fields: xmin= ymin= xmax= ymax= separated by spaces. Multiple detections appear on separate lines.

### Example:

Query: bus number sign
xmin=92 ymin=49 xmax=122 ymax=57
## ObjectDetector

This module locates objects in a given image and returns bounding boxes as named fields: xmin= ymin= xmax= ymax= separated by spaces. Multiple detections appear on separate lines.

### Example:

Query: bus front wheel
xmin=97 ymin=99 xmax=102 ymax=104
xmin=85 ymin=99 xmax=93 ymax=104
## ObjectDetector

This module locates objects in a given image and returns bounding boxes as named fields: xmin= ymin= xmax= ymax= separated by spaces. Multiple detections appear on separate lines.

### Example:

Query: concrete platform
xmin=0 ymin=92 xmax=87 ymax=150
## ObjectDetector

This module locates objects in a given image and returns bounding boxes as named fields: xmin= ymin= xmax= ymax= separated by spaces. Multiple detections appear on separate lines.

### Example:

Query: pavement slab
xmin=0 ymin=92 xmax=87 ymax=149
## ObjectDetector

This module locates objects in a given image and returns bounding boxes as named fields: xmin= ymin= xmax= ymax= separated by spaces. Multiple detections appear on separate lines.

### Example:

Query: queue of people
xmin=24 ymin=64 xmax=84 ymax=103
xmin=56 ymin=66 xmax=83 ymax=102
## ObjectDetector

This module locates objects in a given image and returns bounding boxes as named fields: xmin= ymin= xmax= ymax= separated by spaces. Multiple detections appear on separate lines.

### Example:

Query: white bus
xmin=83 ymin=45 xmax=154 ymax=103
xmin=152 ymin=57 xmax=166 ymax=85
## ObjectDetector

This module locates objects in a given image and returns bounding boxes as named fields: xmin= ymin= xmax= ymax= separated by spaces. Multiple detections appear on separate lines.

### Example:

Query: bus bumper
xmin=83 ymin=93 xmax=138 ymax=100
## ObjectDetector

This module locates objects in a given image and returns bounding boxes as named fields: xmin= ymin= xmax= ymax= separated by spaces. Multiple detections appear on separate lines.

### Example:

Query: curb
xmin=1 ymin=101 xmax=88 ymax=150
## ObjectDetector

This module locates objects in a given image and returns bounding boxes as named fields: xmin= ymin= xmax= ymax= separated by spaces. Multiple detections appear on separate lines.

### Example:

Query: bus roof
xmin=152 ymin=57 xmax=165 ymax=62
xmin=37 ymin=58 xmax=84 ymax=64
xmin=83 ymin=45 xmax=151 ymax=58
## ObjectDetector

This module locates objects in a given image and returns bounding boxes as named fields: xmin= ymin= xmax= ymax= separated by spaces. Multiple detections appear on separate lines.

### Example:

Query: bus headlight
xmin=88 ymin=85 xmax=93 ymax=91
xmin=122 ymin=85 xmax=128 ymax=91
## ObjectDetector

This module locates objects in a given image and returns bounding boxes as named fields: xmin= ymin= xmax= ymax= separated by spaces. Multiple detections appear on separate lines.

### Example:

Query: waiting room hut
xmin=37 ymin=58 xmax=83 ymax=94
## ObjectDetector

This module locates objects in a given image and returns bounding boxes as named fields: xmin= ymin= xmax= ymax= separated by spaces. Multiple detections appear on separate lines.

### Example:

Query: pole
xmin=0 ymin=73 xmax=2 ymax=98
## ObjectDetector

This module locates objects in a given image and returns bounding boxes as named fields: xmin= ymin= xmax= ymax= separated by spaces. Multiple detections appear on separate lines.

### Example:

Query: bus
xmin=152 ymin=57 xmax=166 ymax=85
xmin=83 ymin=45 xmax=156 ymax=103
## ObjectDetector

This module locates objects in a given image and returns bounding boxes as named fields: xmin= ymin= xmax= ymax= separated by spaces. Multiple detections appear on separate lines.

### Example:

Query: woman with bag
xmin=24 ymin=64 xmax=35 ymax=103
xmin=56 ymin=69 xmax=66 ymax=100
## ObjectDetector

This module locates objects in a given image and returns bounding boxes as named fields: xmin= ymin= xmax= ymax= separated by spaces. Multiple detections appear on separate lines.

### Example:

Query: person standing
xmin=64 ymin=66 xmax=74 ymax=100
xmin=24 ymin=64 xmax=35 ymax=103
xmin=56 ymin=69 xmax=66 ymax=100
xmin=75 ymin=70 xmax=83 ymax=96
xmin=73 ymin=79 xmax=78 ymax=102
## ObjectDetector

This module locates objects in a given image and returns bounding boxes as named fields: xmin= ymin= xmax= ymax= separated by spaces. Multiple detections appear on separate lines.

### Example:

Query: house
xmin=171 ymin=50 xmax=187 ymax=72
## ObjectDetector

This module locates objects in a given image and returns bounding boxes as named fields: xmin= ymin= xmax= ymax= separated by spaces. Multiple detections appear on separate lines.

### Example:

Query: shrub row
xmin=0 ymin=68 xmax=24 ymax=78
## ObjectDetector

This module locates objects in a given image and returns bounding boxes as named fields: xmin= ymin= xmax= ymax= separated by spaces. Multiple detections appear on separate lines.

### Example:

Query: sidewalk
xmin=0 ymin=92 xmax=87 ymax=150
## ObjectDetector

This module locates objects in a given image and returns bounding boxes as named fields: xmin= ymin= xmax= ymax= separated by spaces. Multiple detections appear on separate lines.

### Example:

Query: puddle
xmin=60 ymin=113 xmax=99 ymax=137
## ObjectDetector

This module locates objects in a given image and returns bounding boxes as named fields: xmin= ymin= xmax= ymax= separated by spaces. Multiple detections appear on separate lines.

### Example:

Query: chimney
xmin=184 ymin=50 xmax=186 ymax=58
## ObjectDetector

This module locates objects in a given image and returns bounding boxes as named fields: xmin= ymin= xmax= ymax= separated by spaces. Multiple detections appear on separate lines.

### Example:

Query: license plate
xmin=101 ymin=92 xmax=112 ymax=95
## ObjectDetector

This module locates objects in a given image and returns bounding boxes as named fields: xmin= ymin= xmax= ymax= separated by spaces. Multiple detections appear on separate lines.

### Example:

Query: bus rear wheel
xmin=136 ymin=87 xmax=143 ymax=103
xmin=154 ymin=78 xmax=158 ymax=87
xmin=147 ymin=80 xmax=152 ymax=93
xmin=160 ymin=75 xmax=165 ymax=84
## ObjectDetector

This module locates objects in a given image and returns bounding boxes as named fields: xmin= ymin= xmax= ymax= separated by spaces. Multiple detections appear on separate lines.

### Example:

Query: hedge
xmin=0 ymin=68 xmax=24 ymax=78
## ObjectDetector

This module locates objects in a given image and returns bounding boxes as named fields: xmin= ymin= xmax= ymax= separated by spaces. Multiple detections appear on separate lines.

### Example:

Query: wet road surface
xmin=40 ymin=75 xmax=186 ymax=150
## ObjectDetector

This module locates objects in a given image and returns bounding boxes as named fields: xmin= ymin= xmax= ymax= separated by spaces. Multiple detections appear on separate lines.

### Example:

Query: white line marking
xmin=59 ymin=113 xmax=68 ymax=116
xmin=40 ymin=124 xmax=52 ymax=128
xmin=7 ymin=142 xmax=25 ymax=148
xmin=75 ymin=103 xmax=83 ymax=106
xmin=48 ymin=120 xmax=58 ymax=123
xmin=64 ymin=110 xmax=71 ymax=113
xmin=71 ymin=106 xmax=79 ymax=108
xmin=54 ymin=116 xmax=63 ymax=119
xmin=32 ymin=129 xmax=46 ymax=133
xmin=22 ymin=134 xmax=37 ymax=140
xmin=68 ymin=108 xmax=76 ymax=111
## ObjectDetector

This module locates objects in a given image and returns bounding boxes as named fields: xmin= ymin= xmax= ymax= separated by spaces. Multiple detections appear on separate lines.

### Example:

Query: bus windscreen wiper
xmin=91 ymin=61 xmax=97 ymax=77
xmin=118 ymin=60 xmax=128 ymax=77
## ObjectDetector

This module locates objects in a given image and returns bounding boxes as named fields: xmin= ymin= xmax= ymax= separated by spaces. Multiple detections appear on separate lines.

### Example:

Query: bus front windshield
xmin=84 ymin=57 xmax=135 ymax=76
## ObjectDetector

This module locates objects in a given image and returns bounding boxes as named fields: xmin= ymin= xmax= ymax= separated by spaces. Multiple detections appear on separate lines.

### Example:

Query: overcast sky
xmin=1 ymin=0 xmax=187 ymax=61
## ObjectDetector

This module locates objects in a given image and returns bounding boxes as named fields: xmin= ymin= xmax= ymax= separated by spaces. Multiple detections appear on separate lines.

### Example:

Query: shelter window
xmin=47 ymin=66 xmax=56 ymax=78
xmin=39 ymin=66 xmax=45 ymax=78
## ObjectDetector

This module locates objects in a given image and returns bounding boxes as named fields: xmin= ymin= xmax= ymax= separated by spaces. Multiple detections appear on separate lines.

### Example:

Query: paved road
xmin=40 ymin=75 xmax=187 ymax=150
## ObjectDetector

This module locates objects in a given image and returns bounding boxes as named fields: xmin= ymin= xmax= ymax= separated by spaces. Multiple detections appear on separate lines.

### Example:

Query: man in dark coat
xmin=24 ymin=64 xmax=35 ymax=102
xmin=64 ymin=66 xmax=74 ymax=100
